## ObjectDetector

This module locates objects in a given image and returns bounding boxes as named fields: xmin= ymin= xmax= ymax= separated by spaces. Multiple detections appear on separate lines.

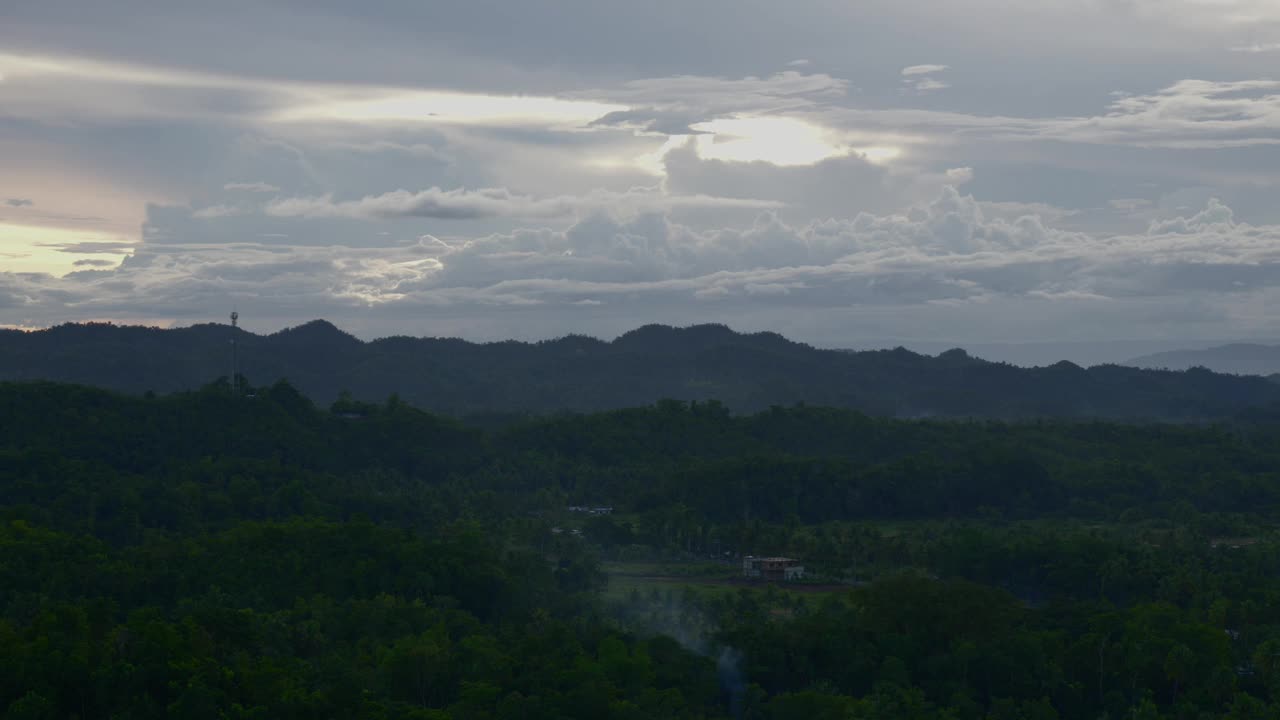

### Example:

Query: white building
xmin=742 ymin=556 xmax=804 ymax=581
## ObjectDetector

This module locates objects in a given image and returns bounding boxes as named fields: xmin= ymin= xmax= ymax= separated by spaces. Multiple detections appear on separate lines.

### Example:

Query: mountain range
xmin=1126 ymin=343 xmax=1280 ymax=377
xmin=4 ymin=319 xmax=1280 ymax=420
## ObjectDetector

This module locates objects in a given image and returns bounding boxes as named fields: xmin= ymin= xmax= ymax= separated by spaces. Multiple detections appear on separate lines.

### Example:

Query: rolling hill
xmin=4 ymin=319 xmax=1280 ymax=420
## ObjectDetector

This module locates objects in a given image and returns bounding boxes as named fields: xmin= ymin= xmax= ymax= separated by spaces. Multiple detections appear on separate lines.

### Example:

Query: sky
xmin=3 ymin=0 xmax=1280 ymax=357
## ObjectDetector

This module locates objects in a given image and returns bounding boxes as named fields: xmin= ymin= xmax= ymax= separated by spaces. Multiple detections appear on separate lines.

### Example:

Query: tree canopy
xmin=5 ymin=379 xmax=1280 ymax=718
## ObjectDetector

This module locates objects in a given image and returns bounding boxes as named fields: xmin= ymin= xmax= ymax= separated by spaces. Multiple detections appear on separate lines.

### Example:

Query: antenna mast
xmin=230 ymin=310 xmax=239 ymax=396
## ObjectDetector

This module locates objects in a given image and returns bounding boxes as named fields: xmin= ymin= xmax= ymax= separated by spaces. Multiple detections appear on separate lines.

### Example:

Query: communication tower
xmin=230 ymin=310 xmax=239 ymax=395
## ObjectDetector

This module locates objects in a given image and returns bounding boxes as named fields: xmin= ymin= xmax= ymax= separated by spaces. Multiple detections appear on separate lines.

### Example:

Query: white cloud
xmin=1147 ymin=197 xmax=1234 ymax=234
xmin=660 ymin=140 xmax=944 ymax=220
xmin=264 ymin=186 xmax=783 ymax=221
xmin=683 ymin=117 xmax=847 ymax=166
xmin=328 ymin=189 xmax=1280 ymax=307
xmin=900 ymin=64 xmax=949 ymax=92
xmin=8 ymin=190 xmax=1280 ymax=343
xmin=586 ymin=73 xmax=861 ymax=169
xmin=901 ymin=64 xmax=948 ymax=76
xmin=273 ymin=90 xmax=623 ymax=128
xmin=1072 ymin=79 xmax=1280 ymax=148
xmin=828 ymin=78 xmax=1280 ymax=149
xmin=579 ymin=71 xmax=848 ymax=136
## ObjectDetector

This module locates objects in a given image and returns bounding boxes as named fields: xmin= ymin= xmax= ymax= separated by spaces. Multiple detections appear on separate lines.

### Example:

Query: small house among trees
xmin=742 ymin=556 xmax=804 ymax=582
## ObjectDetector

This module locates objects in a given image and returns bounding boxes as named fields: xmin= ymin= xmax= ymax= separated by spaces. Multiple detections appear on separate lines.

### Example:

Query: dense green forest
xmin=4 ymin=320 xmax=1280 ymax=420
xmin=6 ymin=380 xmax=1280 ymax=718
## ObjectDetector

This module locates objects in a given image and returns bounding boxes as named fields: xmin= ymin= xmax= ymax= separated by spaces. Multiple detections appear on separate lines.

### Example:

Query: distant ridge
xmin=3 ymin=320 xmax=1280 ymax=420
xmin=1126 ymin=343 xmax=1280 ymax=376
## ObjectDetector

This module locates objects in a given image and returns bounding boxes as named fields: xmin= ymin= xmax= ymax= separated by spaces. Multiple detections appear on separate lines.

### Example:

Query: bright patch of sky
xmin=0 ymin=223 xmax=134 ymax=276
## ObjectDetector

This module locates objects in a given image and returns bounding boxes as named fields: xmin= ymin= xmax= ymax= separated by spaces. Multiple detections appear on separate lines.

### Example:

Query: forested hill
xmin=8 ymin=378 xmax=1280 ymax=532
xmin=9 ymin=381 xmax=1280 ymax=717
xmin=5 ymin=319 xmax=1280 ymax=420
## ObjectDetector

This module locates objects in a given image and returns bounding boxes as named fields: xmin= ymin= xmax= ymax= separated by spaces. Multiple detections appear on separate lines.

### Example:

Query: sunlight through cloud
xmin=0 ymin=222 xmax=134 ymax=277
xmin=689 ymin=117 xmax=847 ymax=166
xmin=273 ymin=91 xmax=625 ymax=127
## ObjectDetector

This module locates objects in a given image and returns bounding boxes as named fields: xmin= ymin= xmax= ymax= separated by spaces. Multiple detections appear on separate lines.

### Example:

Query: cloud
xmin=264 ymin=186 xmax=782 ymax=221
xmin=5 ymin=199 xmax=33 ymax=207
xmin=404 ymin=189 xmax=1280 ymax=308
xmin=661 ymin=140 xmax=965 ymax=220
xmin=224 ymin=182 xmax=281 ymax=193
xmin=900 ymin=64 xmax=949 ymax=92
xmin=0 ymin=51 xmax=624 ymax=129
xmin=580 ymin=71 xmax=847 ymax=110
xmin=1147 ymin=197 xmax=1234 ymax=234
xmin=8 ymin=190 xmax=1280 ymax=344
xmin=1027 ymin=289 xmax=1110 ymax=302
xmin=901 ymin=64 xmax=949 ymax=76
xmin=577 ymin=71 xmax=848 ymax=136
xmin=1073 ymin=79 xmax=1280 ymax=149
xmin=912 ymin=78 xmax=950 ymax=92
xmin=0 ymin=51 xmax=276 ymax=124
xmin=192 ymin=205 xmax=243 ymax=219
xmin=43 ymin=241 xmax=137 ymax=255
xmin=828 ymin=78 xmax=1280 ymax=149
xmin=273 ymin=89 xmax=622 ymax=127
xmin=588 ymin=108 xmax=710 ymax=135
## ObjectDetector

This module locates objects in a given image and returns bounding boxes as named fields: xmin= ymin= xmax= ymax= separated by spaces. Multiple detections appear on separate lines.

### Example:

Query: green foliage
xmin=4 ymin=380 xmax=1280 ymax=718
